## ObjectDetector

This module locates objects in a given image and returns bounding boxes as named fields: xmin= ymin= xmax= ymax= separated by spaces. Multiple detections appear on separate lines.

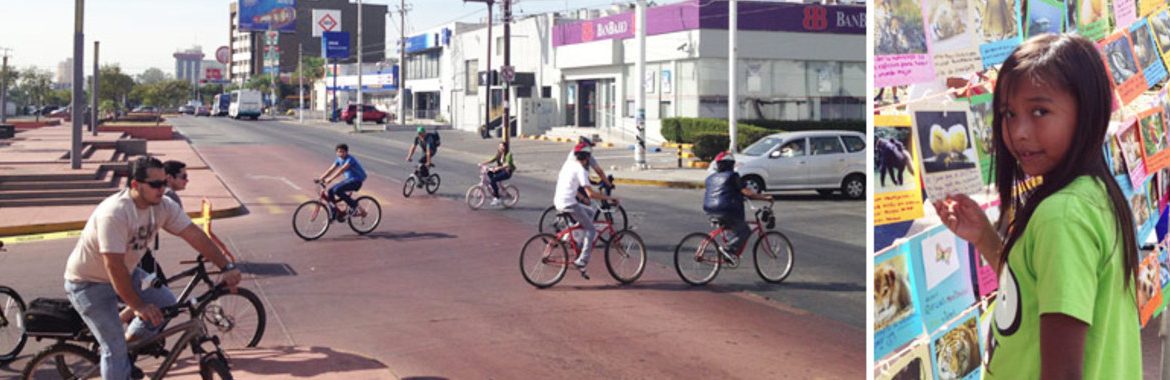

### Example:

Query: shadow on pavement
xmin=330 ymin=230 xmax=458 ymax=242
xmin=86 ymin=346 xmax=396 ymax=379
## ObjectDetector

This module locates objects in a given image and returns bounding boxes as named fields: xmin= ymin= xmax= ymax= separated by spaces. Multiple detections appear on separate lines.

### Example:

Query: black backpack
xmin=24 ymin=298 xmax=85 ymax=337
xmin=427 ymin=132 xmax=441 ymax=149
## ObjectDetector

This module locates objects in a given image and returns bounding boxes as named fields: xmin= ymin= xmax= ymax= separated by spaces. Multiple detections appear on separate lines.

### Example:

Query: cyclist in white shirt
xmin=554 ymin=142 xmax=620 ymax=272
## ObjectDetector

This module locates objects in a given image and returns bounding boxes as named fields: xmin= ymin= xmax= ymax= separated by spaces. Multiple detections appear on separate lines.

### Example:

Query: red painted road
xmin=2 ymin=142 xmax=863 ymax=378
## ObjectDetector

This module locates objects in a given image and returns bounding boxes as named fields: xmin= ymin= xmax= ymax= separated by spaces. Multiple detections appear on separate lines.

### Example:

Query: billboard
xmin=312 ymin=9 xmax=341 ymax=37
xmin=322 ymin=31 xmax=350 ymax=59
xmin=238 ymin=0 xmax=297 ymax=33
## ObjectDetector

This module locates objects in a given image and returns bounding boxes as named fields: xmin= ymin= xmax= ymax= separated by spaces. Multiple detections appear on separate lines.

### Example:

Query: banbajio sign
xmin=561 ymin=13 xmax=635 ymax=46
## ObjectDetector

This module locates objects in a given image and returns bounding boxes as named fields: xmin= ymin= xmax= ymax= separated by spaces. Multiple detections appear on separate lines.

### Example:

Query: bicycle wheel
xmin=199 ymin=355 xmax=233 ymax=380
xmin=501 ymin=184 xmax=520 ymax=208
xmin=598 ymin=204 xmax=628 ymax=232
xmin=519 ymin=233 xmax=569 ymax=288
xmin=292 ymin=201 xmax=331 ymax=241
xmin=425 ymin=174 xmax=441 ymax=194
xmin=605 ymin=230 xmax=646 ymax=284
xmin=537 ymin=206 xmax=565 ymax=235
xmin=402 ymin=176 xmax=417 ymax=198
xmin=674 ymin=233 xmax=721 ymax=286
xmin=347 ymin=196 xmax=382 ymax=235
xmin=754 ymin=231 xmax=795 ymax=283
xmin=21 ymin=344 xmax=100 ymax=379
xmin=0 ymin=286 xmax=26 ymax=363
xmin=466 ymin=186 xmax=486 ymax=210
xmin=199 ymin=288 xmax=266 ymax=350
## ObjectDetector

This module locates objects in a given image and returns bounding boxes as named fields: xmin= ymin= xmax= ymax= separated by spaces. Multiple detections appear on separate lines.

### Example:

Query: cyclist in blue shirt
xmin=703 ymin=151 xmax=772 ymax=261
xmin=318 ymin=143 xmax=368 ymax=221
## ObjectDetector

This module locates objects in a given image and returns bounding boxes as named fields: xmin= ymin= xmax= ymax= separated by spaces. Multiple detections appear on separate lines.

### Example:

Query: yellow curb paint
xmin=0 ymin=229 xmax=83 ymax=245
xmin=292 ymin=194 xmax=311 ymax=204
xmin=256 ymin=197 xmax=284 ymax=214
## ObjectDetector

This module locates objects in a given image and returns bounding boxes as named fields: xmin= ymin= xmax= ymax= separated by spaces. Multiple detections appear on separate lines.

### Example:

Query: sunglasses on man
xmin=139 ymin=180 xmax=168 ymax=189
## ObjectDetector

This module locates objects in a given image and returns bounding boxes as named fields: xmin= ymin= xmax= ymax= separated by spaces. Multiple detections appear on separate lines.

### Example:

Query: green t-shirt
xmin=986 ymin=176 xmax=1140 ymax=379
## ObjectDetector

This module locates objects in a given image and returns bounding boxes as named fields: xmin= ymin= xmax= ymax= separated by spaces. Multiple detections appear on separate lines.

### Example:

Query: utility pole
xmin=71 ymin=0 xmax=85 ymax=169
xmin=634 ymin=0 xmax=647 ymax=168
xmin=728 ymin=0 xmax=738 ymax=152
xmin=502 ymin=0 xmax=512 ymax=144
xmin=91 ymin=41 xmax=99 ymax=136
xmin=298 ymin=43 xmax=303 ymax=124
xmin=398 ymin=0 xmax=411 ymax=127
xmin=356 ymin=0 xmax=364 ymax=133
xmin=465 ymin=0 xmax=494 ymax=137
xmin=1 ymin=48 xmax=11 ymax=124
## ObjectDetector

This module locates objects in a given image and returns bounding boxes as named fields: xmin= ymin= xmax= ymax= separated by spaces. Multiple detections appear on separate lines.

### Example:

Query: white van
xmin=228 ymin=90 xmax=262 ymax=120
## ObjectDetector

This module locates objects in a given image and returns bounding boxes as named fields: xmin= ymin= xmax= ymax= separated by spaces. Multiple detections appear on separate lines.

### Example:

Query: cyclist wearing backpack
xmin=406 ymin=126 xmax=440 ymax=177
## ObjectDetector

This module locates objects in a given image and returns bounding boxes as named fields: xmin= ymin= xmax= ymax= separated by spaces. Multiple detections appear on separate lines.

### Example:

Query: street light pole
xmin=0 ymin=50 xmax=8 ymax=124
xmin=356 ymin=0 xmax=364 ymax=133
xmin=502 ymin=0 xmax=511 ymax=144
xmin=728 ymin=0 xmax=738 ymax=152
xmin=465 ymin=0 xmax=494 ymax=138
xmin=398 ymin=0 xmax=409 ymax=127
xmin=92 ymin=41 xmax=99 ymax=136
xmin=71 ymin=0 xmax=84 ymax=169
xmin=634 ymin=0 xmax=647 ymax=168
xmin=298 ymin=43 xmax=303 ymax=124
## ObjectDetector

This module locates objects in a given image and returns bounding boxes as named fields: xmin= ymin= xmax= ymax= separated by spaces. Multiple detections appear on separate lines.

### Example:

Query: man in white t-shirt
xmin=554 ymin=142 xmax=620 ymax=275
xmin=64 ymin=156 xmax=241 ymax=380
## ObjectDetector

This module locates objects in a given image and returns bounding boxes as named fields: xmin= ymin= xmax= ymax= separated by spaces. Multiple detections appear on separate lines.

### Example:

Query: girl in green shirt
xmin=933 ymin=34 xmax=1141 ymax=379
xmin=481 ymin=141 xmax=515 ymax=206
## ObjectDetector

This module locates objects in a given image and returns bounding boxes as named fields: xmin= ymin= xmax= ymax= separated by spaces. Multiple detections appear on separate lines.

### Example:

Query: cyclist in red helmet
xmin=703 ymin=151 xmax=772 ymax=262
xmin=555 ymin=142 xmax=621 ymax=272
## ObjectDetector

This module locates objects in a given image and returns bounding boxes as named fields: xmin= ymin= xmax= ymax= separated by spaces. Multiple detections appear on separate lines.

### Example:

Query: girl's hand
xmin=932 ymin=193 xmax=994 ymax=244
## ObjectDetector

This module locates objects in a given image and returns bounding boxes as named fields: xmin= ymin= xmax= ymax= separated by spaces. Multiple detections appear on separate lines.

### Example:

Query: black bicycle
xmin=148 ymin=255 xmax=266 ymax=350
xmin=0 ymin=241 xmax=27 ymax=364
xmin=403 ymin=162 xmax=440 ymax=197
xmin=21 ymin=284 xmax=237 ymax=379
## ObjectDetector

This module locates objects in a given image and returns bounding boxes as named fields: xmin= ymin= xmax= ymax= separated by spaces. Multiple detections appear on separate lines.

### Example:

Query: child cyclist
xmin=932 ymin=34 xmax=1140 ymax=379
xmin=318 ymin=143 xmax=368 ymax=221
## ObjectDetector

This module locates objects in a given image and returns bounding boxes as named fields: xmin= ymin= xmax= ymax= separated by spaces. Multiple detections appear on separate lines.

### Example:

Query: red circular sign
xmin=216 ymin=46 xmax=230 ymax=65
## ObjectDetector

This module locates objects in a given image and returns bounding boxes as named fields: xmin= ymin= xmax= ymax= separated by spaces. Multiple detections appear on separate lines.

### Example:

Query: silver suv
xmin=728 ymin=130 xmax=866 ymax=199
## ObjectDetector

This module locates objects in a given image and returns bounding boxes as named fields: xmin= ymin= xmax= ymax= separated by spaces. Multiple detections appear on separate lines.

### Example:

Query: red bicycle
xmin=292 ymin=179 xmax=382 ymax=240
xmin=673 ymin=200 xmax=795 ymax=285
xmin=520 ymin=208 xmax=647 ymax=288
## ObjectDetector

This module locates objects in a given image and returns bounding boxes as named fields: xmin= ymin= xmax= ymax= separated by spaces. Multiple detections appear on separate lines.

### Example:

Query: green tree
xmin=98 ymin=65 xmax=135 ymax=112
xmin=48 ymin=89 xmax=71 ymax=107
xmin=20 ymin=67 xmax=54 ymax=121
xmin=154 ymin=80 xmax=192 ymax=109
xmin=136 ymin=67 xmax=170 ymax=85
xmin=199 ymin=84 xmax=224 ymax=104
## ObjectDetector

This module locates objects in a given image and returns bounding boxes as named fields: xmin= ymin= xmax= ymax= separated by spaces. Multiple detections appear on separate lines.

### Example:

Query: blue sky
xmin=0 ymin=0 xmax=624 ymax=77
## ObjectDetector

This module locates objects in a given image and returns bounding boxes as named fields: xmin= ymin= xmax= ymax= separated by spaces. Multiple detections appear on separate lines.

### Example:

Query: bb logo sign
xmin=803 ymin=6 xmax=828 ymax=31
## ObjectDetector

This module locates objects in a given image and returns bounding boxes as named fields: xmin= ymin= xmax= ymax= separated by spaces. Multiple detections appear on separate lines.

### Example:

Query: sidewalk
xmin=272 ymin=115 xmax=710 ymax=189
xmin=0 ymin=125 xmax=246 ymax=240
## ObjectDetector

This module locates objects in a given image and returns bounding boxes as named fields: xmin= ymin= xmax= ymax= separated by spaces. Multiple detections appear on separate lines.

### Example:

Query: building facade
xmin=174 ymin=46 xmax=205 ymax=86
xmin=421 ymin=0 xmax=864 ymax=144
xmin=56 ymin=58 xmax=73 ymax=89
xmin=229 ymin=0 xmax=387 ymax=84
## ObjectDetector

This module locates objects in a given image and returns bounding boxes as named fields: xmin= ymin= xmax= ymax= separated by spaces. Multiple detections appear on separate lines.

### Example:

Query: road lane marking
xmin=291 ymin=194 xmax=311 ymax=204
xmin=247 ymin=175 xmax=303 ymax=191
xmin=255 ymin=197 xmax=284 ymax=214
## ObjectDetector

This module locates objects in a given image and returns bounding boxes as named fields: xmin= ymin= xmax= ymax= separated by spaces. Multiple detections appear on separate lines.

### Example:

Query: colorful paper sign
xmin=912 ymin=104 xmax=986 ymax=200
xmin=1139 ymin=252 xmax=1164 ymax=327
xmin=876 ymin=0 xmax=937 ymax=86
xmin=1026 ymin=0 xmax=1065 ymax=38
xmin=1101 ymin=31 xmax=1148 ymax=105
xmin=929 ymin=311 xmax=983 ymax=380
xmin=1132 ymin=19 xmax=1168 ymax=88
xmin=875 ymin=246 xmax=928 ymax=360
xmin=1078 ymin=0 xmax=1113 ymax=40
xmin=925 ymin=0 xmax=981 ymax=77
xmin=876 ymin=115 xmax=927 ymax=226
xmin=966 ymin=94 xmax=995 ymax=186
xmin=910 ymin=225 xmax=979 ymax=333
xmin=1118 ymin=119 xmax=1150 ymax=188
xmin=877 ymin=343 xmax=934 ymax=380
xmin=977 ymin=0 xmax=1023 ymax=67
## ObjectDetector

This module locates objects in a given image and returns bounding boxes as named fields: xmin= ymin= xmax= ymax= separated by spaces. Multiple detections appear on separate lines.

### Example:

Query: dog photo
xmin=915 ymin=111 xmax=978 ymax=174
xmin=1027 ymin=0 xmax=1065 ymax=38
xmin=875 ymin=255 xmax=916 ymax=331
xmin=927 ymin=0 xmax=971 ymax=47
xmin=976 ymin=0 xmax=1020 ymax=42
xmin=876 ymin=126 xmax=919 ymax=193
xmin=877 ymin=0 xmax=930 ymax=55
xmin=1105 ymin=35 xmax=1140 ymax=86
xmin=933 ymin=317 xmax=981 ymax=380
xmin=1119 ymin=124 xmax=1145 ymax=175
xmin=1139 ymin=255 xmax=1160 ymax=308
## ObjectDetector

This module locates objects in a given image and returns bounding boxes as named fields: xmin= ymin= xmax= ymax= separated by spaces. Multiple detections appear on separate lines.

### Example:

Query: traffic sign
xmin=312 ymin=9 xmax=342 ymax=37
xmin=215 ymin=46 xmax=230 ymax=65
xmin=501 ymin=65 xmax=515 ymax=83
xmin=322 ymin=31 xmax=350 ymax=59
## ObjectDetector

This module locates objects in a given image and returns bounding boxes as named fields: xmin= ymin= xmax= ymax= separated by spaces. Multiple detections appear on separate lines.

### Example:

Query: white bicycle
xmin=466 ymin=165 xmax=519 ymax=210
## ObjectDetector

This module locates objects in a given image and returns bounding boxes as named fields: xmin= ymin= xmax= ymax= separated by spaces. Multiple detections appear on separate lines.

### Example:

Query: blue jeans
xmin=488 ymin=169 xmax=512 ymax=197
xmin=710 ymin=214 xmax=751 ymax=254
xmin=328 ymin=178 xmax=363 ymax=208
xmin=66 ymin=269 xmax=177 ymax=380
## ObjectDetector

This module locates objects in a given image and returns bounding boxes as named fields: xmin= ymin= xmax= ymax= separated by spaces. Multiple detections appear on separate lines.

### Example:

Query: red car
xmin=341 ymin=104 xmax=391 ymax=124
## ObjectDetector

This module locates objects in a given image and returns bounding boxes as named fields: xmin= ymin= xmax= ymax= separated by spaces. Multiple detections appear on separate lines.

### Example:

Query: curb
xmin=611 ymin=177 xmax=705 ymax=189
xmin=0 ymin=205 xmax=248 ymax=242
xmin=519 ymin=134 xmax=615 ymax=148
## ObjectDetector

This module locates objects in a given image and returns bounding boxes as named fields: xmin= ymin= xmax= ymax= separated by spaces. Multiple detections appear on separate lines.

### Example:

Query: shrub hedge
xmin=692 ymin=133 xmax=731 ymax=161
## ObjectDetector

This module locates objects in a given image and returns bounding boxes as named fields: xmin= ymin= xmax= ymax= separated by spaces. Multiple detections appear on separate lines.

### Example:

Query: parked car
xmin=178 ymin=105 xmax=194 ymax=114
xmin=341 ymin=104 xmax=391 ymax=124
xmin=132 ymin=106 xmax=158 ymax=113
xmin=38 ymin=106 xmax=60 ymax=116
xmin=727 ymin=130 xmax=866 ymax=199
xmin=228 ymin=90 xmax=263 ymax=120
xmin=194 ymin=105 xmax=211 ymax=116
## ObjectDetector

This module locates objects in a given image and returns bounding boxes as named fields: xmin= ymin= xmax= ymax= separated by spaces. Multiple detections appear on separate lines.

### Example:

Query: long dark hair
xmin=992 ymin=34 xmax=1137 ymax=288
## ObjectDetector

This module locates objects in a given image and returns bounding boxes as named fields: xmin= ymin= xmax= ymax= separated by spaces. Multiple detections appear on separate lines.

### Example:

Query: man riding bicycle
xmin=565 ymin=137 xmax=612 ymax=203
xmin=555 ymin=142 xmax=620 ymax=272
xmin=406 ymin=126 xmax=439 ymax=178
xmin=703 ymin=151 xmax=772 ymax=262
xmin=318 ymin=143 xmax=368 ymax=221
xmin=64 ymin=156 xmax=241 ymax=380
